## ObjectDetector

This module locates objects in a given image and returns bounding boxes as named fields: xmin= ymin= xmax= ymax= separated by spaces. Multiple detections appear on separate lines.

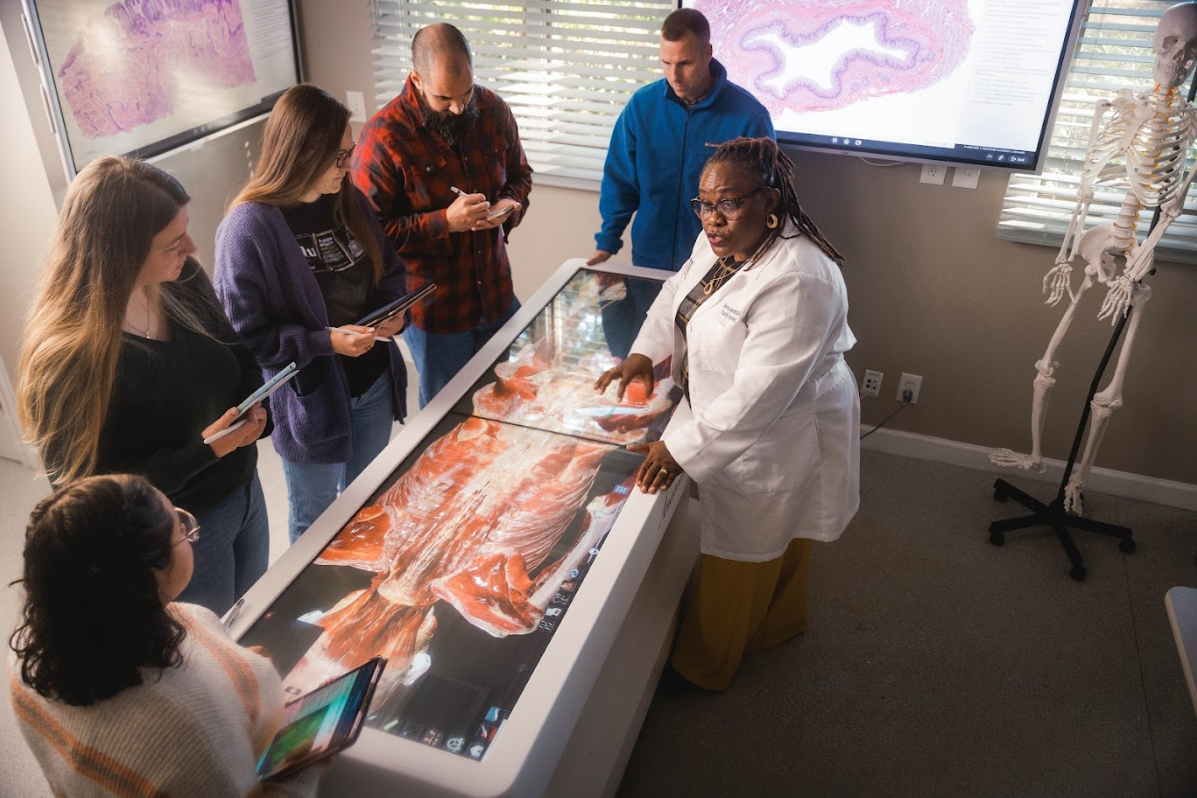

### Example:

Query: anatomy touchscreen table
xmin=230 ymin=262 xmax=693 ymax=797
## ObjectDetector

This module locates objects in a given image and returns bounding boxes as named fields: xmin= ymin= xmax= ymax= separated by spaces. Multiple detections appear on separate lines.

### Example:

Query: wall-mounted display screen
xmin=21 ymin=0 xmax=300 ymax=177
xmin=240 ymin=271 xmax=681 ymax=763
xmin=682 ymin=0 xmax=1085 ymax=172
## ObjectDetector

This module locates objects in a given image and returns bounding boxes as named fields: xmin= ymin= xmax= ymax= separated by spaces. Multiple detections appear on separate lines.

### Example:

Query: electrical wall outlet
xmin=897 ymin=373 xmax=923 ymax=404
xmin=919 ymin=164 xmax=946 ymax=185
xmin=346 ymin=90 xmax=367 ymax=123
xmin=861 ymin=369 xmax=883 ymax=397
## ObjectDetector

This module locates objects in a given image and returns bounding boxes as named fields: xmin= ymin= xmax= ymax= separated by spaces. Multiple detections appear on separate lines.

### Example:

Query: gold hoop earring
xmin=766 ymin=213 xmax=779 ymax=229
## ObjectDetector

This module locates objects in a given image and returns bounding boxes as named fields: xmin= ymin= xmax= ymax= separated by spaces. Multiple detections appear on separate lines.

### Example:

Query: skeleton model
xmin=990 ymin=3 xmax=1197 ymax=514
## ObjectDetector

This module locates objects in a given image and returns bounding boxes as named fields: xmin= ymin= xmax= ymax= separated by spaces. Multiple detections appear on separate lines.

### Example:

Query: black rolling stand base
xmin=988 ymin=478 xmax=1136 ymax=582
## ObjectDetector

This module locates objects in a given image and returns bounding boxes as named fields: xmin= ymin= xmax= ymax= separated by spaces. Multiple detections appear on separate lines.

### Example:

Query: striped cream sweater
xmin=9 ymin=603 xmax=318 ymax=798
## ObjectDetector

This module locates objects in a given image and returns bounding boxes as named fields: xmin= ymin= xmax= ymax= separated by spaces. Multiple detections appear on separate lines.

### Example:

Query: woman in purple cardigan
xmin=215 ymin=85 xmax=409 ymax=543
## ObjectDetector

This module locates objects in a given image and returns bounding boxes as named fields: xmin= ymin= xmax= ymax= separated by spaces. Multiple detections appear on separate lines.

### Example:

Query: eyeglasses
xmin=174 ymin=507 xmax=200 ymax=545
xmin=334 ymin=142 xmax=356 ymax=169
xmin=690 ymin=188 xmax=766 ymax=220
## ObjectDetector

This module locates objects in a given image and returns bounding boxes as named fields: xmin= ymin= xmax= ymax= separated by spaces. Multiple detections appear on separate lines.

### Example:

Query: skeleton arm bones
xmin=1045 ymin=99 xmax=1117 ymax=306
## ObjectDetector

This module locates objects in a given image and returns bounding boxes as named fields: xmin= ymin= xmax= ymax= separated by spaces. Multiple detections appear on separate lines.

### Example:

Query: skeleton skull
xmin=1153 ymin=3 xmax=1197 ymax=89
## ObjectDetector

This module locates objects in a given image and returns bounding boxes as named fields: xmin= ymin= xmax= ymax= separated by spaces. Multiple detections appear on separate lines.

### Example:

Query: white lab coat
xmin=631 ymin=224 xmax=860 ymax=561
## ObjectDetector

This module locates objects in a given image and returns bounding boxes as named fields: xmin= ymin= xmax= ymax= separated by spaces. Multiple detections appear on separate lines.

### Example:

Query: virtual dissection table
xmin=226 ymin=260 xmax=700 ymax=798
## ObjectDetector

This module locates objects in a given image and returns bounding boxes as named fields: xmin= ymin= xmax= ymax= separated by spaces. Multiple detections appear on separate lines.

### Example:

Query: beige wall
xmin=0 ymin=2 xmax=59 ymax=380
xmin=2 ymin=1 xmax=1192 ymax=485
xmin=0 ymin=17 xmax=55 ymax=463
xmin=802 ymin=154 xmax=1197 ymax=485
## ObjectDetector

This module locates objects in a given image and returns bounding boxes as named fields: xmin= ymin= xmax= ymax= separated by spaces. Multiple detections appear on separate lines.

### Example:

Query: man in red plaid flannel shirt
xmin=352 ymin=23 xmax=533 ymax=408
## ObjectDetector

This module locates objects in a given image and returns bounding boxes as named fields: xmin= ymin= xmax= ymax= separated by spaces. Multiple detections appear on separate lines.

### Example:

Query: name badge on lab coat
xmin=717 ymin=303 xmax=743 ymax=326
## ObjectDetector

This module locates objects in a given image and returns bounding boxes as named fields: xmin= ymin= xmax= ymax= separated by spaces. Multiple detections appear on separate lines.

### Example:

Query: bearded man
xmin=353 ymin=23 xmax=533 ymax=408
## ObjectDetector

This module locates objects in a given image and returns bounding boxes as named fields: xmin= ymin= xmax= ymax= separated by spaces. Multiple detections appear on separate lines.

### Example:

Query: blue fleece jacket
xmin=595 ymin=58 xmax=775 ymax=271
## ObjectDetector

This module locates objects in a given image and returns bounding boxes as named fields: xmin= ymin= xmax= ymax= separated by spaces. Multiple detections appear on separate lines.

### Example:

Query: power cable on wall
xmin=859 ymin=403 xmax=908 ymax=440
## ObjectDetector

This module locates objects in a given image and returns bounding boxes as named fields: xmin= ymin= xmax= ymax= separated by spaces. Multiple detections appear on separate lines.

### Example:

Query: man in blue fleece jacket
xmin=587 ymin=7 xmax=775 ymax=357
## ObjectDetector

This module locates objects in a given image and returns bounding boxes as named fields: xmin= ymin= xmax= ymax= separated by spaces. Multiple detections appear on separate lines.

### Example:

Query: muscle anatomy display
xmin=289 ymin=419 xmax=623 ymax=701
xmin=250 ymin=270 xmax=678 ymax=759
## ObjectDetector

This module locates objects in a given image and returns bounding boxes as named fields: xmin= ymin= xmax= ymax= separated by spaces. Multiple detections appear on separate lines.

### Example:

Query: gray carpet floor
xmin=2 ymin=448 xmax=1195 ymax=797
xmin=617 ymin=451 xmax=1197 ymax=798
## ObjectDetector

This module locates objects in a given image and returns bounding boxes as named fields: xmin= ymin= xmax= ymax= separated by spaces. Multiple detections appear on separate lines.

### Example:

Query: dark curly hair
xmin=9 ymin=474 xmax=186 ymax=706
xmin=705 ymin=137 xmax=845 ymax=266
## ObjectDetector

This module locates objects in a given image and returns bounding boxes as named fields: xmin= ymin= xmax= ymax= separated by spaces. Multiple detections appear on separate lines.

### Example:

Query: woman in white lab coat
xmin=596 ymin=137 xmax=860 ymax=690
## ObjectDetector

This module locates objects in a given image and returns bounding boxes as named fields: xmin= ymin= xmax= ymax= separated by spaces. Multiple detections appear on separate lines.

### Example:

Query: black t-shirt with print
xmin=281 ymin=194 xmax=387 ymax=397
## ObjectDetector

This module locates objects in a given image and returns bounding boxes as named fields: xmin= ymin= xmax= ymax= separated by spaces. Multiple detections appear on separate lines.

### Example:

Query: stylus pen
xmin=328 ymin=326 xmax=389 ymax=343
xmin=223 ymin=597 xmax=245 ymax=628
xmin=450 ymin=185 xmax=470 ymax=197
xmin=203 ymin=419 xmax=247 ymax=446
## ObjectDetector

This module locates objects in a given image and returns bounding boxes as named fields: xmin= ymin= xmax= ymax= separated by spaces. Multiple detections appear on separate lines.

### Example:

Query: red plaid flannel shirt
xmin=351 ymin=76 xmax=533 ymax=334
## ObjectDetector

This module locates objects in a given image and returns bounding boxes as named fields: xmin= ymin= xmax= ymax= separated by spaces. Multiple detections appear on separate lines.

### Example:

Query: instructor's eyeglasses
xmin=334 ymin=143 xmax=356 ymax=169
xmin=690 ymin=188 xmax=766 ymax=220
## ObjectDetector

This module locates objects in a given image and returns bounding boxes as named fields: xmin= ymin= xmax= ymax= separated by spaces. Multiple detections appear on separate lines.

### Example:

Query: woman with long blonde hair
xmin=216 ymin=84 xmax=409 ymax=543
xmin=18 ymin=156 xmax=270 ymax=615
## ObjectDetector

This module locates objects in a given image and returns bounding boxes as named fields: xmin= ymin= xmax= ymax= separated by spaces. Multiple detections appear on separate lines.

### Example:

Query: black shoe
xmin=657 ymin=663 xmax=711 ymax=694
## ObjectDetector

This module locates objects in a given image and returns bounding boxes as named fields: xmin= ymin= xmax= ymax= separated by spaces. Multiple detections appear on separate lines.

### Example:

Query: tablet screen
xmin=256 ymin=657 xmax=383 ymax=780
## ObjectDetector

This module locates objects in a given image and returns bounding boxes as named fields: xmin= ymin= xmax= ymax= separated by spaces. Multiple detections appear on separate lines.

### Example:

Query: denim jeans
xmin=281 ymin=370 xmax=395 ymax=543
xmin=177 ymin=471 xmax=269 ymax=616
xmin=403 ymin=299 xmax=521 ymax=408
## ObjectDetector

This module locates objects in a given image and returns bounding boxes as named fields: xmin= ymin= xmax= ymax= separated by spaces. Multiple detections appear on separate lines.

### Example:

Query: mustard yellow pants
xmin=670 ymin=537 xmax=813 ymax=691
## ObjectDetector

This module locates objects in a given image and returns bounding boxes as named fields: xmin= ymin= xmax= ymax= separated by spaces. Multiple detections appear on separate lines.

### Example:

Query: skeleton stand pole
xmin=988 ymin=302 xmax=1138 ymax=581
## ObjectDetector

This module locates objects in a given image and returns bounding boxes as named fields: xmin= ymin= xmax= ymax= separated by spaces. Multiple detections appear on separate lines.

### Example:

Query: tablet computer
xmin=356 ymin=283 xmax=438 ymax=328
xmin=487 ymin=203 xmax=515 ymax=220
xmin=236 ymin=362 xmax=299 ymax=418
xmin=256 ymin=656 xmax=386 ymax=781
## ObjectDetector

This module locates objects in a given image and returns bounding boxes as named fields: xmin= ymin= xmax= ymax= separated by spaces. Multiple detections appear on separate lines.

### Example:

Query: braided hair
xmin=705 ymin=137 xmax=845 ymax=266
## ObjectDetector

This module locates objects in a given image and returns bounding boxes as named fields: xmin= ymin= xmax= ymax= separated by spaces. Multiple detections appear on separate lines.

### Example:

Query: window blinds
xmin=370 ymin=0 xmax=672 ymax=189
xmin=997 ymin=0 xmax=1197 ymax=264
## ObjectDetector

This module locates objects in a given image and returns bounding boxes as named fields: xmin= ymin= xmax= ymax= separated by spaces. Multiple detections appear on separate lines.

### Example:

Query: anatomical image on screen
xmin=240 ymin=269 xmax=680 ymax=761
xmin=680 ymin=0 xmax=1083 ymax=170
xmin=28 ymin=0 xmax=299 ymax=171
xmin=453 ymin=269 xmax=679 ymax=445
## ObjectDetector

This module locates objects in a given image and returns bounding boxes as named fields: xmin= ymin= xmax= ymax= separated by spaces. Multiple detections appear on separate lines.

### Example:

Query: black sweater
xmin=87 ymin=261 xmax=264 ymax=515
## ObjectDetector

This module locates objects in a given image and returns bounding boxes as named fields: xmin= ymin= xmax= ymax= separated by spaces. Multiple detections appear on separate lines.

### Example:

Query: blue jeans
xmin=177 ymin=471 xmax=269 ymax=616
xmin=281 ymin=371 xmax=395 ymax=543
xmin=404 ymin=299 xmax=521 ymax=408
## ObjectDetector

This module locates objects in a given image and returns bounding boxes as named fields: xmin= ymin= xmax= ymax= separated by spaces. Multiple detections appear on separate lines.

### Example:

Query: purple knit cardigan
xmin=214 ymin=191 xmax=409 ymax=464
